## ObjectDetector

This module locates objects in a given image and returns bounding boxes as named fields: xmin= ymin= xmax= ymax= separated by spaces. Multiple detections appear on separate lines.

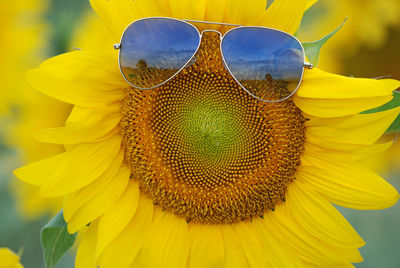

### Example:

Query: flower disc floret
xmin=121 ymin=33 xmax=306 ymax=223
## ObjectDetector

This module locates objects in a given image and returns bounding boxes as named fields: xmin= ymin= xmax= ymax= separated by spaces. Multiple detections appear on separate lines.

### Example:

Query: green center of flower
xmin=121 ymin=33 xmax=306 ymax=224
xmin=180 ymin=95 xmax=246 ymax=174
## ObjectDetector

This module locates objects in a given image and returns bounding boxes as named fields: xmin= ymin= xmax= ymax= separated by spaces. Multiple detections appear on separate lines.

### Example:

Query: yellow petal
xmin=204 ymin=0 xmax=227 ymax=22
xmin=299 ymin=151 xmax=400 ymax=209
xmin=232 ymin=222 xmax=269 ymax=268
xmin=0 ymin=248 xmax=22 ymax=268
xmin=91 ymin=0 xmax=168 ymax=38
xmin=95 ymin=181 xmax=140 ymax=259
xmin=189 ymin=224 xmax=225 ymax=268
xmin=350 ymin=142 xmax=394 ymax=160
xmin=259 ymin=0 xmax=309 ymax=34
xmin=224 ymin=0 xmax=267 ymax=26
xmin=26 ymin=68 xmax=124 ymax=107
xmin=69 ymin=10 xmax=115 ymax=52
xmin=75 ymin=223 xmax=98 ymax=268
xmin=98 ymin=195 xmax=154 ymax=268
xmin=287 ymin=181 xmax=364 ymax=248
xmin=39 ymin=51 xmax=125 ymax=89
xmin=138 ymin=211 xmax=189 ymax=268
xmin=304 ymin=0 xmax=318 ymax=10
xmin=13 ymin=153 xmax=67 ymax=186
xmin=297 ymin=68 xmax=399 ymax=99
xmin=304 ymin=140 xmax=393 ymax=161
xmin=306 ymin=107 xmax=400 ymax=145
xmin=150 ymin=0 xmax=173 ymax=16
xmin=63 ymin=151 xmax=125 ymax=222
xmin=253 ymin=219 xmax=304 ymax=267
xmin=36 ymin=111 xmax=120 ymax=144
xmin=65 ymin=105 xmax=119 ymax=125
xmin=89 ymin=0 xmax=127 ymax=40
xmin=332 ymin=265 xmax=356 ymax=268
xmin=169 ymin=0 xmax=207 ymax=20
xmin=40 ymin=136 xmax=122 ymax=197
xmin=220 ymin=225 xmax=248 ymax=268
xmin=65 ymin=163 xmax=130 ymax=233
xmin=98 ymin=195 xmax=153 ymax=268
xmin=264 ymin=205 xmax=362 ymax=265
xmin=109 ymin=0 xmax=147 ymax=24
xmin=293 ymin=95 xmax=393 ymax=118
xmin=305 ymin=263 xmax=356 ymax=268
xmin=129 ymin=0 xmax=166 ymax=19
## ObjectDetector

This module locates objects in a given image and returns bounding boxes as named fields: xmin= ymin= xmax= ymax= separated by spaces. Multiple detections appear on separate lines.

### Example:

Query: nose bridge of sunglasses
xmin=185 ymin=31 xmax=227 ymax=73
xmin=188 ymin=21 xmax=237 ymax=35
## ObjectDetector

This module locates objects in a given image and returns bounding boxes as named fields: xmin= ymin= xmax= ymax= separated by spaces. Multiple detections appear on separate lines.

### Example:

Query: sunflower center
xmin=183 ymin=98 xmax=240 ymax=166
xmin=121 ymin=32 xmax=306 ymax=224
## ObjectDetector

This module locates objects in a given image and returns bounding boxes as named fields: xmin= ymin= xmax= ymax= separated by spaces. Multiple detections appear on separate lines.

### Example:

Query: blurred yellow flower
xmin=2 ymin=0 xmax=63 ymax=219
xmin=14 ymin=0 xmax=400 ymax=267
xmin=299 ymin=0 xmax=400 ymax=73
xmin=362 ymin=133 xmax=400 ymax=176
xmin=383 ymin=138 xmax=400 ymax=173
xmin=0 ymin=0 xmax=54 ymax=219
xmin=0 ymin=248 xmax=23 ymax=268
xmin=0 ymin=0 xmax=47 ymax=114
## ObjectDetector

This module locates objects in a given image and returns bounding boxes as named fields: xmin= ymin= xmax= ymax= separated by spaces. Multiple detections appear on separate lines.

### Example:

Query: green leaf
xmin=362 ymin=91 xmax=400 ymax=134
xmin=362 ymin=91 xmax=400 ymax=114
xmin=385 ymin=92 xmax=400 ymax=134
xmin=41 ymin=210 xmax=76 ymax=268
xmin=387 ymin=114 xmax=400 ymax=134
xmin=302 ymin=18 xmax=347 ymax=67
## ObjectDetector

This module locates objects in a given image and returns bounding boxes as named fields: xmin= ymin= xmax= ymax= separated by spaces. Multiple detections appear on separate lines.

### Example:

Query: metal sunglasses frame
xmin=114 ymin=16 xmax=313 ymax=103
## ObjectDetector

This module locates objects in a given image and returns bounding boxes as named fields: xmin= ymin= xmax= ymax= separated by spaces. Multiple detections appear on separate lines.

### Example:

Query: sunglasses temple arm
xmin=303 ymin=62 xmax=313 ymax=69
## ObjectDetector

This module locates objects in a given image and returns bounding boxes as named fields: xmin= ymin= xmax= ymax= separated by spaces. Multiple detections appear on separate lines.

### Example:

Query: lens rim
xmin=220 ymin=26 xmax=306 ymax=103
xmin=117 ymin=17 xmax=308 ymax=103
xmin=118 ymin=17 xmax=202 ymax=90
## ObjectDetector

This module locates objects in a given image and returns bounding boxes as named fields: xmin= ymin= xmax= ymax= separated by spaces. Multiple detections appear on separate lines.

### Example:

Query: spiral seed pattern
xmin=121 ymin=32 xmax=306 ymax=224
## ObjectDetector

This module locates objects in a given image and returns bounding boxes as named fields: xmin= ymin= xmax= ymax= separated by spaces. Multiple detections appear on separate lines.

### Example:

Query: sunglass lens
xmin=222 ymin=27 xmax=304 ymax=102
xmin=120 ymin=18 xmax=200 ymax=89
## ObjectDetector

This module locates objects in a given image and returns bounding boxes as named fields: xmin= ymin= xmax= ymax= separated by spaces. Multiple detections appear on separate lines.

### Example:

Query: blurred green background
xmin=0 ymin=0 xmax=399 ymax=267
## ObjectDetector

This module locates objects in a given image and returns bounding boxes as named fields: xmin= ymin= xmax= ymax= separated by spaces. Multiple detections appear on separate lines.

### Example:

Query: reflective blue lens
xmin=120 ymin=18 xmax=200 ymax=89
xmin=222 ymin=27 xmax=304 ymax=102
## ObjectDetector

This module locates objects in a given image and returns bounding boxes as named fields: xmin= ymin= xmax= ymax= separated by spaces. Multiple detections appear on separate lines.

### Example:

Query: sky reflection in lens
xmin=222 ymin=27 xmax=304 ymax=101
xmin=120 ymin=18 xmax=199 ymax=89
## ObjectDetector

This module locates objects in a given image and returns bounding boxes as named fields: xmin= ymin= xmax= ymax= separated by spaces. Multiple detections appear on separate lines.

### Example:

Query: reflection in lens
xmin=120 ymin=18 xmax=200 ymax=89
xmin=222 ymin=27 xmax=304 ymax=102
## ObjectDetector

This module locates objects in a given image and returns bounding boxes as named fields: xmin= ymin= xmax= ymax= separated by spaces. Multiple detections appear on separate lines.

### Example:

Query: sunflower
xmin=14 ymin=0 xmax=400 ymax=267
xmin=0 ymin=248 xmax=23 ymax=268
xmin=298 ymin=0 xmax=400 ymax=73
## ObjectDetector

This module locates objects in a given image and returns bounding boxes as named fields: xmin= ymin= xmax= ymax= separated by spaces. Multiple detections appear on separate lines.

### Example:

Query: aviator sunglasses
xmin=114 ymin=17 xmax=313 ymax=103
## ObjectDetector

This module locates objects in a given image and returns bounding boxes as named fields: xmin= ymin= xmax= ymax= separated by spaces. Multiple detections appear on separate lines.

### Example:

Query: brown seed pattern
xmin=121 ymin=32 xmax=306 ymax=224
